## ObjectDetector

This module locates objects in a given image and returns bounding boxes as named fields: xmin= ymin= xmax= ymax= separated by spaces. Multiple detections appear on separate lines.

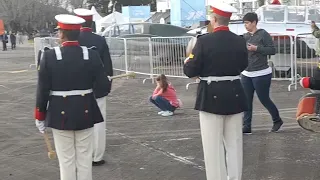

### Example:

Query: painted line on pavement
xmin=109 ymin=130 xmax=205 ymax=171
xmin=0 ymin=69 xmax=29 ymax=73
xmin=106 ymin=122 xmax=300 ymax=139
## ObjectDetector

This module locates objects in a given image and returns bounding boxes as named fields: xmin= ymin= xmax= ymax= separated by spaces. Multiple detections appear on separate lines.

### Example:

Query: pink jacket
xmin=152 ymin=84 xmax=180 ymax=107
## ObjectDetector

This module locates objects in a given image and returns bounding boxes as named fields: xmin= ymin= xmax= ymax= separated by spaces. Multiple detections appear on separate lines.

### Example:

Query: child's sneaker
xmin=161 ymin=111 xmax=173 ymax=117
xmin=158 ymin=111 xmax=165 ymax=115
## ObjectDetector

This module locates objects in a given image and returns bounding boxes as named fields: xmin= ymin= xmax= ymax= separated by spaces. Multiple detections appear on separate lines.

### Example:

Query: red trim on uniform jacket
xmin=80 ymin=27 xmax=92 ymax=32
xmin=61 ymin=41 xmax=80 ymax=47
xmin=57 ymin=22 xmax=81 ymax=30
xmin=301 ymin=77 xmax=310 ymax=88
xmin=35 ymin=108 xmax=46 ymax=120
xmin=214 ymin=26 xmax=230 ymax=32
xmin=211 ymin=7 xmax=232 ymax=17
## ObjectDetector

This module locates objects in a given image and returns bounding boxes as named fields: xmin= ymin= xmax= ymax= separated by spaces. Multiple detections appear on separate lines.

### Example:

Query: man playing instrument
xmin=183 ymin=3 xmax=248 ymax=180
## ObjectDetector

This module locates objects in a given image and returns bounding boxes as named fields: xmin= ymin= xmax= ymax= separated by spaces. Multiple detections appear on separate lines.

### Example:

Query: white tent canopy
xmin=91 ymin=6 xmax=102 ymax=21
xmin=95 ymin=11 xmax=128 ymax=33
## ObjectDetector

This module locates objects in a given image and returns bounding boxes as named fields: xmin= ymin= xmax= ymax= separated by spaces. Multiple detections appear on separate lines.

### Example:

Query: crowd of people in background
xmin=0 ymin=31 xmax=24 ymax=51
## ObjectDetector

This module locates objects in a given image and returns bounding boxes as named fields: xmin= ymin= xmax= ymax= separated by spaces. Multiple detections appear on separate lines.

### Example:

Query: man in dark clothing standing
xmin=241 ymin=12 xmax=283 ymax=134
xmin=10 ymin=32 xmax=16 ymax=49
xmin=183 ymin=3 xmax=248 ymax=180
xmin=74 ymin=8 xmax=113 ymax=166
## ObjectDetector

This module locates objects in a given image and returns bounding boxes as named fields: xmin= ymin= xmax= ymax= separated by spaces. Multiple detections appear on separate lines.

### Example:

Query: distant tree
xmin=86 ymin=0 xmax=110 ymax=16
xmin=67 ymin=0 xmax=87 ymax=9
xmin=0 ymin=0 xmax=157 ymax=34
xmin=0 ymin=0 xmax=68 ymax=34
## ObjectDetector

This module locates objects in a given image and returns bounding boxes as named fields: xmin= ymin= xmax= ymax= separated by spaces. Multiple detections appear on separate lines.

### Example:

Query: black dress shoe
xmin=92 ymin=160 xmax=106 ymax=166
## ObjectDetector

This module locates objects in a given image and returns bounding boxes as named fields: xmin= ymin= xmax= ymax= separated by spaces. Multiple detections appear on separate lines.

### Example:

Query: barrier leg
xmin=143 ymin=78 xmax=153 ymax=84
xmin=143 ymin=76 xmax=156 ymax=84
xmin=186 ymin=79 xmax=200 ymax=90
xmin=288 ymin=74 xmax=302 ymax=91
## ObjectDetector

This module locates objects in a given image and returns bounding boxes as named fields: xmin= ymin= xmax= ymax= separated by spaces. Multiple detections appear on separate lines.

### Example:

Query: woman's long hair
xmin=156 ymin=74 xmax=169 ymax=92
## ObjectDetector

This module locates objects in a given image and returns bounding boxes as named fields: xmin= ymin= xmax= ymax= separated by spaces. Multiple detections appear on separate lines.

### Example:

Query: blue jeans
xmin=150 ymin=96 xmax=176 ymax=112
xmin=241 ymin=74 xmax=281 ymax=128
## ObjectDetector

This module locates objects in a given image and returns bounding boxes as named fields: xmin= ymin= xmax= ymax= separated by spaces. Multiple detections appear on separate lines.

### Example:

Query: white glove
xmin=35 ymin=120 xmax=46 ymax=133
xmin=184 ymin=57 xmax=190 ymax=64
xmin=299 ymin=78 xmax=304 ymax=88
xmin=299 ymin=77 xmax=310 ymax=88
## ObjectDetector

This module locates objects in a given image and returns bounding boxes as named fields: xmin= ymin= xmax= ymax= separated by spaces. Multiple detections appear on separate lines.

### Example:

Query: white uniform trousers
xmin=93 ymin=96 xmax=107 ymax=162
xmin=199 ymin=111 xmax=243 ymax=180
xmin=52 ymin=128 xmax=93 ymax=180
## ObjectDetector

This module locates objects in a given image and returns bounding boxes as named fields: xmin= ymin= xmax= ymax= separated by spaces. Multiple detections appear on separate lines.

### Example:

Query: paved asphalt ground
xmin=1 ymin=44 xmax=320 ymax=180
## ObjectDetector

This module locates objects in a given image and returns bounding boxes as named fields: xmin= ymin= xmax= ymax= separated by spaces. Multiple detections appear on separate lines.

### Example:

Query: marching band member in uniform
xmin=299 ymin=66 xmax=320 ymax=90
xmin=34 ymin=14 xmax=111 ymax=180
xmin=74 ymin=8 xmax=113 ymax=166
xmin=296 ymin=22 xmax=320 ymax=132
xmin=183 ymin=3 xmax=248 ymax=180
xmin=306 ymin=20 xmax=320 ymax=89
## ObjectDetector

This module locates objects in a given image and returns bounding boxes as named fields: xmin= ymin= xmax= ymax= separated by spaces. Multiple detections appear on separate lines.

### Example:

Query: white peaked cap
xmin=74 ymin=8 xmax=95 ymax=16
xmin=74 ymin=8 xmax=95 ymax=20
xmin=55 ymin=14 xmax=85 ymax=30
xmin=209 ymin=3 xmax=238 ymax=17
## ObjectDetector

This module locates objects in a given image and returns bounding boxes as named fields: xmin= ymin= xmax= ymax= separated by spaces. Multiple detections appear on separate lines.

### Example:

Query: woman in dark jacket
xmin=241 ymin=13 xmax=283 ymax=134
xmin=2 ymin=33 xmax=8 ymax=51
xmin=10 ymin=33 xmax=16 ymax=49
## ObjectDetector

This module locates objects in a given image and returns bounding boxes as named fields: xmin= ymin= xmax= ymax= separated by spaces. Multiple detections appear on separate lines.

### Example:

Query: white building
xmin=156 ymin=0 xmax=171 ymax=12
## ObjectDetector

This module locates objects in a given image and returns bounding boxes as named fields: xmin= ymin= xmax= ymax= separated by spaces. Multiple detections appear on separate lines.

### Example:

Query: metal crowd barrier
xmin=105 ymin=36 xmax=193 ymax=84
xmin=295 ymin=33 xmax=318 ymax=76
xmin=151 ymin=37 xmax=191 ymax=78
xmin=33 ymin=34 xmax=319 ymax=91
xmin=31 ymin=37 xmax=59 ymax=68
xmin=288 ymin=33 xmax=318 ymax=91
xmin=269 ymin=34 xmax=294 ymax=87
xmin=106 ymin=37 xmax=126 ymax=73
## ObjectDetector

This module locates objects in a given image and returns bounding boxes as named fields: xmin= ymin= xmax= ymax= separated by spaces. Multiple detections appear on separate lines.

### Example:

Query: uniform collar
xmin=61 ymin=41 xmax=80 ymax=47
xmin=80 ymin=27 xmax=92 ymax=32
xmin=214 ymin=26 xmax=229 ymax=32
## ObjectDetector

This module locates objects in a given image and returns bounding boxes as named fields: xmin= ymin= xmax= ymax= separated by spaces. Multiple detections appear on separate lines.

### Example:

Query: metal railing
xmin=269 ymin=34 xmax=294 ymax=81
xmin=105 ymin=36 xmax=193 ymax=84
xmin=288 ymin=33 xmax=319 ymax=91
xmin=32 ymin=37 xmax=59 ymax=68
xmin=33 ymin=34 xmax=319 ymax=91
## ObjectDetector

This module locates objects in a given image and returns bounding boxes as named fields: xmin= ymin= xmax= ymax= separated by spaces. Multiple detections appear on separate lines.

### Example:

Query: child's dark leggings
xmin=150 ymin=96 xmax=176 ymax=112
